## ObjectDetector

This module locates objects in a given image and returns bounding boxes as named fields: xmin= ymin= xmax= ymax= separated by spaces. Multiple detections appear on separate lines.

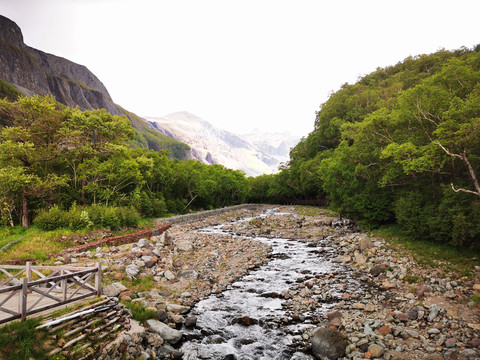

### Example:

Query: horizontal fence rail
xmin=0 ymin=262 xmax=101 ymax=325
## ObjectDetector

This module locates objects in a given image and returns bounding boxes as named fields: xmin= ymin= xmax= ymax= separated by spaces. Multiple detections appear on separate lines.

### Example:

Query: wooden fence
xmin=0 ymin=262 xmax=101 ymax=325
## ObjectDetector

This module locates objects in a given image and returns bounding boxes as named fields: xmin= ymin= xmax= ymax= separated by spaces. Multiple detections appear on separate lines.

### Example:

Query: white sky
xmin=0 ymin=0 xmax=479 ymax=136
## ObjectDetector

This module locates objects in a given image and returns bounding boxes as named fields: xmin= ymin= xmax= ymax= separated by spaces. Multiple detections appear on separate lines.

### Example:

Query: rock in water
xmin=311 ymin=327 xmax=347 ymax=359
xmin=146 ymin=319 xmax=182 ymax=344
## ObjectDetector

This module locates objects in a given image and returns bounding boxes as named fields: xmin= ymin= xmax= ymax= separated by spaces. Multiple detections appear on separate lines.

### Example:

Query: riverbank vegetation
xmin=0 ymin=44 xmax=479 ymax=262
xmin=250 ymin=45 xmax=480 ymax=249
xmin=0 ymin=95 xmax=249 ymax=230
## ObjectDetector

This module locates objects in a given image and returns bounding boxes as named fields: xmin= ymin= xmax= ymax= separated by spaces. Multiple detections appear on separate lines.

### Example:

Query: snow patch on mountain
xmin=146 ymin=112 xmax=299 ymax=177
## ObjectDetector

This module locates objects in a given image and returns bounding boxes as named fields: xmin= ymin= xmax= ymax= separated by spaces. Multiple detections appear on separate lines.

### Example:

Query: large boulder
xmin=311 ymin=327 xmax=347 ymax=359
xmin=146 ymin=319 xmax=182 ymax=344
xmin=102 ymin=282 xmax=127 ymax=297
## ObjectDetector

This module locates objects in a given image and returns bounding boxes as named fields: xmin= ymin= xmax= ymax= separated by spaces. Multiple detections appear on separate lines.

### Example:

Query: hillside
xmin=0 ymin=15 xmax=189 ymax=159
xmin=250 ymin=45 xmax=480 ymax=248
xmin=147 ymin=112 xmax=299 ymax=176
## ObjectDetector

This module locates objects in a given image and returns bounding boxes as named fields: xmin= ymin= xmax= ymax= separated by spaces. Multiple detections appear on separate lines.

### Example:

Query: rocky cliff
xmin=0 ymin=15 xmax=122 ymax=115
xmin=0 ymin=15 xmax=190 ymax=159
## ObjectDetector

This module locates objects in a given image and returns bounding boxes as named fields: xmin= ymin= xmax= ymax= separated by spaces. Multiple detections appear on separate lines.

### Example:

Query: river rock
xmin=184 ymin=316 xmax=197 ymax=328
xmin=358 ymin=237 xmax=373 ymax=251
xmin=157 ymin=309 xmax=168 ymax=322
xmin=146 ymin=319 xmax=182 ymax=344
xmin=125 ymin=264 xmax=140 ymax=277
xmin=176 ymin=240 xmax=193 ymax=251
xmin=311 ymin=327 xmax=347 ymax=360
xmin=368 ymin=344 xmax=384 ymax=358
xmin=137 ymin=238 xmax=151 ymax=248
xmin=164 ymin=270 xmax=175 ymax=281
xmin=157 ymin=344 xmax=183 ymax=358
xmin=166 ymin=303 xmax=190 ymax=314
xmin=233 ymin=316 xmax=258 ymax=326
xmin=354 ymin=253 xmax=367 ymax=264
xmin=176 ymin=269 xmax=199 ymax=280
xmin=427 ymin=304 xmax=442 ymax=322
xmin=102 ymin=282 xmax=127 ymax=297
xmin=370 ymin=264 xmax=387 ymax=277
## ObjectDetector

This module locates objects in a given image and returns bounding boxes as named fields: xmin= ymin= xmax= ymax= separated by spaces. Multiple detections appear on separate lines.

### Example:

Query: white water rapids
xmin=180 ymin=209 xmax=360 ymax=360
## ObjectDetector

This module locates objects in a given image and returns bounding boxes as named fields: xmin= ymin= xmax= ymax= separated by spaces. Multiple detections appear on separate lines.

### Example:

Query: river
xmin=180 ymin=208 xmax=362 ymax=360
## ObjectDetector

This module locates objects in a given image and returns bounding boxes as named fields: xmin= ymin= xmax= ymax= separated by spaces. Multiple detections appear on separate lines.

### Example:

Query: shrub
xmin=33 ymin=205 xmax=67 ymax=231
xmin=122 ymin=301 xmax=157 ymax=324
xmin=34 ymin=205 xmax=140 ymax=231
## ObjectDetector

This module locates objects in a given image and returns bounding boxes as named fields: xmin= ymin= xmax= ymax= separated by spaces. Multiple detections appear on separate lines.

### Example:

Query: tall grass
xmin=373 ymin=224 xmax=480 ymax=278
xmin=0 ymin=318 xmax=51 ymax=360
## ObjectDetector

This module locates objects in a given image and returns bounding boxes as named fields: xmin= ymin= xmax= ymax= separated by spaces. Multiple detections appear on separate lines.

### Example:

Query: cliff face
xmin=0 ymin=15 xmax=122 ymax=115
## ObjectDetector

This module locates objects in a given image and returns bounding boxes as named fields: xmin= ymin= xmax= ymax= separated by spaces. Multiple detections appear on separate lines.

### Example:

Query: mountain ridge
xmin=147 ymin=112 xmax=299 ymax=176
xmin=0 ymin=15 xmax=190 ymax=159
xmin=0 ymin=15 xmax=299 ymax=174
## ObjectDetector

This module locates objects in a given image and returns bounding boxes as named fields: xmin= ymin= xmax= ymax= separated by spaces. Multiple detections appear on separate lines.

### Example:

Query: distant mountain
xmin=0 ymin=15 xmax=189 ymax=159
xmin=239 ymin=129 xmax=300 ymax=167
xmin=147 ymin=112 xmax=299 ymax=176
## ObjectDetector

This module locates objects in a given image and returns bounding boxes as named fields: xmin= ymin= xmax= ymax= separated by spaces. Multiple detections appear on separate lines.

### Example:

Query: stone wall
xmin=55 ymin=224 xmax=171 ymax=256
xmin=153 ymin=204 xmax=262 ymax=226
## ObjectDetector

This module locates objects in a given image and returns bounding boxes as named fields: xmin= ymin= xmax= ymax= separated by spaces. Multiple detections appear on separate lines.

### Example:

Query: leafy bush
xmin=34 ymin=204 xmax=140 ymax=231
xmin=32 ymin=205 xmax=66 ymax=231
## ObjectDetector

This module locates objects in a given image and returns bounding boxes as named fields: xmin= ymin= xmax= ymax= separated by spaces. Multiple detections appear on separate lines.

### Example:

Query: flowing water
xmin=180 ymin=209 xmax=359 ymax=360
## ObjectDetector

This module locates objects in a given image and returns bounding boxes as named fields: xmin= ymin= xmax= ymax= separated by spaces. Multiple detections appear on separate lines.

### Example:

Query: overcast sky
xmin=0 ymin=0 xmax=479 ymax=136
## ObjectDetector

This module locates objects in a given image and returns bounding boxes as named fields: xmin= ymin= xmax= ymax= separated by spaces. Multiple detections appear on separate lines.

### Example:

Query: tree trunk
xmin=21 ymin=192 xmax=29 ymax=227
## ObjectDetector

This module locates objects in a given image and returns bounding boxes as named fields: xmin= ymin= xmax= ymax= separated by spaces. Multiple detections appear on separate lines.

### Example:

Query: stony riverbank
xmin=53 ymin=205 xmax=480 ymax=360
xmin=221 ymin=206 xmax=480 ymax=360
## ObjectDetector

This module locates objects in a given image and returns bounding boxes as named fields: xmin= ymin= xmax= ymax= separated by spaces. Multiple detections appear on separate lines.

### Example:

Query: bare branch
xmin=435 ymin=141 xmax=480 ymax=197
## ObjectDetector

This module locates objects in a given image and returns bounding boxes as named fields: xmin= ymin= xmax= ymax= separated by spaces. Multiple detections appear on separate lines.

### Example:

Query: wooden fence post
xmin=61 ymin=269 xmax=67 ymax=302
xmin=95 ymin=262 xmax=102 ymax=296
xmin=26 ymin=261 xmax=32 ymax=282
xmin=20 ymin=278 xmax=27 ymax=321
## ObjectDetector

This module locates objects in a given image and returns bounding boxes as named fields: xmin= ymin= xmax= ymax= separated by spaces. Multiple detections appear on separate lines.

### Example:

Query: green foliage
xmin=34 ymin=204 xmax=140 ymax=231
xmin=0 ymin=95 xmax=250 ymax=229
xmin=122 ymin=301 xmax=157 ymax=324
xmin=471 ymin=293 xmax=480 ymax=305
xmin=0 ymin=78 xmax=22 ymax=103
xmin=0 ymin=318 xmax=51 ymax=360
xmin=267 ymin=45 xmax=480 ymax=248
xmin=373 ymin=224 xmax=480 ymax=277
xmin=116 ymin=105 xmax=190 ymax=159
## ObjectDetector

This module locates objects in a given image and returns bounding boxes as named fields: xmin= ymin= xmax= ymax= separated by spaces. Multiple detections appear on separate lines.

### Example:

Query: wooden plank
xmin=0 ymin=313 xmax=21 ymax=325
xmin=68 ymin=273 xmax=96 ymax=294
xmin=28 ymin=268 xmax=96 ymax=287
xmin=0 ymin=288 xmax=19 ymax=307
xmin=0 ymin=264 xmax=101 ymax=324
xmin=0 ymin=284 xmax=22 ymax=294
xmin=27 ymin=292 xmax=96 ymax=316
xmin=28 ymin=285 xmax=62 ymax=310
xmin=95 ymin=262 xmax=102 ymax=295
xmin=67 ymin=274 xmax=95 ymax=300
xmin=0 ymin=265 xmax=95 ymax=271
xmin=0 ymin=305 xmax=18 ymax=316
xmin=0 ymin=268 xmax=24 ymax=287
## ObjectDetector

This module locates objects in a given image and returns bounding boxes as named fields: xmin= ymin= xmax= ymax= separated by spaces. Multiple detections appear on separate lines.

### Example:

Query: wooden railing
xmin=0 ymin=262 xmax=102 ymax=325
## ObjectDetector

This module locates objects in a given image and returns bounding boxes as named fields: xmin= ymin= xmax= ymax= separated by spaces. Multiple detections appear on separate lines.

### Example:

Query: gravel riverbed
xmin=56 ymin=205 xmax=480 ymax=360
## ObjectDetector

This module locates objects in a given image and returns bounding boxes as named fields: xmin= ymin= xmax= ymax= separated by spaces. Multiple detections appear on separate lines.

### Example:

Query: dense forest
xmin=1 ymin=45 xmax=479 ymax=250
xmin=0 ymin=95 xmax=249 ymax=229
xmin=250 ymin=45 xmax=480 ymax=248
